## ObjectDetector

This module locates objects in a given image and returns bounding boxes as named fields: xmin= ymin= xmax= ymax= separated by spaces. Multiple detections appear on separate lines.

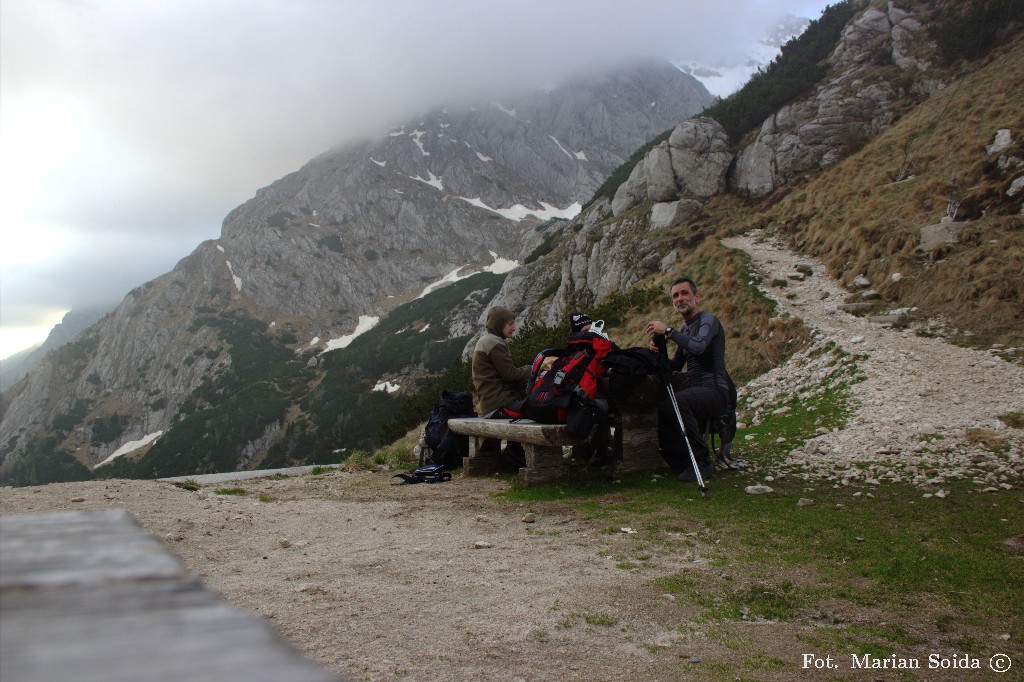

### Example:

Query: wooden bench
xmin=0 ymin=509 xmax=345 ymax=682
xmin=450 ymin=377 xmax=671 ymax=485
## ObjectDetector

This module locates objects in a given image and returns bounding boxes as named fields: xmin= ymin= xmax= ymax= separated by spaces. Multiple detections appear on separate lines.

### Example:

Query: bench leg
xmin=518 ymin=444 xmax=570 ymax=485
xmin=613 ymin=412 xmax=671 ymax=476
xmin=462 ymin=436 xmax=509 ymax=475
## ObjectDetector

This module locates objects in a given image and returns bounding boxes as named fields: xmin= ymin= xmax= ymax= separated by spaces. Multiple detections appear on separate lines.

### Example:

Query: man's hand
xmin=646 ymin=320 xmax=668 ymax=337
xmin=647 ymin=320 xmax=668 ymax=353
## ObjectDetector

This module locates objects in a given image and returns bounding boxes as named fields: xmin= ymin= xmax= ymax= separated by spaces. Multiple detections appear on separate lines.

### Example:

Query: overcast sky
xmin=0 ymin=0 xmax=831 ymax=360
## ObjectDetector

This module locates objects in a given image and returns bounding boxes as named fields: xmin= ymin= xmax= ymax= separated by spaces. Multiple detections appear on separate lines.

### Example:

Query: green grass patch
xmin=500 ymin=459 xmax=1024 ymax=643
xmin=213 ymin=487 xmax=246 ymax=496
xmin=583 ymin=612 xmax=620 ymax=627
xmin=742 ymin=652 xmax=787 ymax=670
xmin=999 ymin=411 xmax=1024 ymax=429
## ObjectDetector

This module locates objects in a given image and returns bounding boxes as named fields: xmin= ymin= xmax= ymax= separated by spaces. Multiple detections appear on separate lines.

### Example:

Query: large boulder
xmin=668 ymin=118 xmax=733 ymax=198
xmin=650 ymin=200 xmax=703 ymax=230
xmin=612 ymin=117 xmax=732 ymax=216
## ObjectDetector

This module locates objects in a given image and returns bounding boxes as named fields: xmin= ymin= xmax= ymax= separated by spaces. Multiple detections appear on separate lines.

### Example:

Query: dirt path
xmin=3 ymin=231 xmax=1022 ymax=681
xmin=723 ymin=230 xmax=1024 ymax=488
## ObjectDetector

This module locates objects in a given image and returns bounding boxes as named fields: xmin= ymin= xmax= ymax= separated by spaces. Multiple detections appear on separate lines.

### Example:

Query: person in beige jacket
xmin=471 ymin=306 xmax=531 ymax=464
xmin=472 ymin=306 xmax=531 ymax=415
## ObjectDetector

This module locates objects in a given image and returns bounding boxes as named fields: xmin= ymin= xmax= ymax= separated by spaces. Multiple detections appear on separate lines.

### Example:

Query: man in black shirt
xmin=647 ymin=278 xmax=730 ymax=482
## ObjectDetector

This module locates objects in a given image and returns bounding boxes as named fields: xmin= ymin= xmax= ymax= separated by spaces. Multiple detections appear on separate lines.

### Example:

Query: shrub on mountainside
xmin=90 ymin=413 xmax=131 ymax=446
xmin=0 ymin=435 xmax=91 ymax=487
xmin=930 ymin=0 xmax=1024 ymax=65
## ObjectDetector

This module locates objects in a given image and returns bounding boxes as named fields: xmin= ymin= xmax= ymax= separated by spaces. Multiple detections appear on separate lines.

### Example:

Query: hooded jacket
xmin=472 ymin=307 xmax=531 ymax=414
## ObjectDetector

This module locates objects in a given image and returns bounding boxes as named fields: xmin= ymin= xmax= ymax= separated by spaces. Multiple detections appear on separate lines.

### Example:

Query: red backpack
xmin=505 ymin=332 xmax=614 ymax=434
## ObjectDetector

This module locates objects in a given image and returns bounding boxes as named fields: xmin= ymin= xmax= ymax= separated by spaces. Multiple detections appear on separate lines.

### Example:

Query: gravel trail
xmin=724 ymin=230 xmax=1024 ymax=489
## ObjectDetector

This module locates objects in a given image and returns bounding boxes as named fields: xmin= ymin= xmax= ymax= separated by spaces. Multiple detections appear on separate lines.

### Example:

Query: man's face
xmin=502 ymin=318 xmax=517 ymax=338
xmin=670 ymin=282 xmax=699 ymax=319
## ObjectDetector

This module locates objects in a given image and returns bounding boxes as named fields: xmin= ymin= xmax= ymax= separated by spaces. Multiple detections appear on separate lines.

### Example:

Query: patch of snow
xmin=492 ymin=102 xmax=517 ymax=118
xmin=309 ymin=337 xmax=320 ymax=346
xmin=416 ymin=265 xmax=477 ymax=299
xmin=216 ymin=245 xmax=225 ymax=253
xmin=574 ymin=150 xmax=588 ymax=161
xmin=410 ymin=171 xmax=443 ymax=190
xmin=372 ymin=380 xmax=401 ymax=394
xmin=224 ymin=261 xmax=242 ymax=291
xmin=370 ymin=158 xmax=386 ymax=167
xmin=410 ymin=129 xmax=429 ymax=156
xmin=94 ymin=431 xmax=164 ymax=469
xmin=389 ymin=127 xmax=405 ymax=137
xmin=484 ymin=251 xmax=517 ymax=274
xmin=323 ymin=315 xmax=380 ymax=352
xmin=416 ymin=253 xmax=519 ymax=299
xmin=457 ymin=197 xmax=581 ymax=222
xmin=549 ymin=136 xmax=576 ymax=160
xmin=419 ymin=323 xmax=431 ymax=333
xmin=675 ymin=29 xmax=805 ymax=98
xmin=476 ymin=151 xmax=492 ymax=162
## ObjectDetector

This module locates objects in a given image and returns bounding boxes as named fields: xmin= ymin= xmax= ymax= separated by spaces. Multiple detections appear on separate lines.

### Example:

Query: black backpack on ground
xmin=419 ymin=390 xmax=476 ymax=469
xmin=392 ymin=463 xmax=452 ymax=485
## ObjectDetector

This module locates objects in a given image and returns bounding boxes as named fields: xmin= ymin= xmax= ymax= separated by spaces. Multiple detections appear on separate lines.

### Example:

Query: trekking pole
xmin=653 ymin=334 xmax=708 ymax=498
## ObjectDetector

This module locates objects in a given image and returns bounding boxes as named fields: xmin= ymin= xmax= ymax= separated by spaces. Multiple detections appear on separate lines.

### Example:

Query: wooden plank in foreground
xmin=0 ymin=509 xmax=345 ymax=682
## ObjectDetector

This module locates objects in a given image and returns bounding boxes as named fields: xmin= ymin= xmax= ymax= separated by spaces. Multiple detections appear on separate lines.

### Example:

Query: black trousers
xmin=658 ymin=386 xmax=728 ymax=473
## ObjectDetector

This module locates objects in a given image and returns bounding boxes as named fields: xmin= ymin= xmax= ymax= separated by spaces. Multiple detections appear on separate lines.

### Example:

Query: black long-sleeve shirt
xmin=666 ymin=310 xmax=730 ymax=395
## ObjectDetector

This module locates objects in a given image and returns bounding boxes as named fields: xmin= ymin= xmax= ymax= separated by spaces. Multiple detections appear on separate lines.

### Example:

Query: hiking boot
xmin=678 ymin=459 xmax=713 ymax=483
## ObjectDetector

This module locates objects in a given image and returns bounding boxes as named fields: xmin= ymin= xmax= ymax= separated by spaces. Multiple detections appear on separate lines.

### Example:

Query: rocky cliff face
xmin=0 ymin=61 xmax=712 ymax=477
xmin=730 ymin=3 xmax=937 ymax=196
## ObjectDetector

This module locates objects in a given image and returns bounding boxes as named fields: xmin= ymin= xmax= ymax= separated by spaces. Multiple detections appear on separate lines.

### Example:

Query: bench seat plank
xmin=447 ymin=418 xmax=579 ymax=446
xmin=0 ymin=509 xmax=344 ymax=682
